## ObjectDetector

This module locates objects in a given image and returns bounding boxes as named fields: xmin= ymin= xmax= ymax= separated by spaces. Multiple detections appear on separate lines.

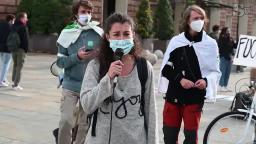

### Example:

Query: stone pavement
xmin=0 ymin=54 xmax=251 ymax=144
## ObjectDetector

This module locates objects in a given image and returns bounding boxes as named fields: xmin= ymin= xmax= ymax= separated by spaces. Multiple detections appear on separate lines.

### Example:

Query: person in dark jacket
xmin=209 ymin=24 xmax=219 ymax=41
xmin=218 ymin=27 xmax=235 ymax=92
xmin=11 ymin=12 xmax=29 ymax=90
xmin=0 ymin=14 xmax=15 ymax=87
xmin=158 ymin=5 xmax=220 ymax=144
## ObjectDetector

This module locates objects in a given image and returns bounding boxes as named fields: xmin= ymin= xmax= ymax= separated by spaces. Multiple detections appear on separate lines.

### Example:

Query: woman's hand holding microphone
xmin=107 ymin=60 xmax=124 ymax=79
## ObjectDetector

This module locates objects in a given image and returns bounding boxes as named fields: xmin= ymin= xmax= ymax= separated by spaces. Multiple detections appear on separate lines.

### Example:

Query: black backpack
xmin=90 ymin=57 xmax=148 ymax=137
xmin=6 ymin=29 xmax=20 ymax=51
xmin=230 ymin=92 xmax=253 ymax=112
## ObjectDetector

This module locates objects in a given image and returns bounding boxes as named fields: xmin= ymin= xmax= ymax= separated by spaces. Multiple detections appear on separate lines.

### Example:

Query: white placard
xmin=233 ymin=35 xmax=256 ymax=68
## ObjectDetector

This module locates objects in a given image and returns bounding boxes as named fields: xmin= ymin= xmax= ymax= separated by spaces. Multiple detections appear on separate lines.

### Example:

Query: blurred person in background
xmin=209 ymin=24 xmax=220 ymax=41
xmin=0 ymin=14 xmax=15 ymax=87
xmin=11 ymin=12 xmax=29 ymax=90
xmin=218 ymin=27 xmax=235 ymax=92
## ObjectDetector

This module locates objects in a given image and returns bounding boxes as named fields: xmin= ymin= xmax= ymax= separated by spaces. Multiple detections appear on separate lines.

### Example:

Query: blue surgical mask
xmin=109 ymin=38 xmax=134 ymax=55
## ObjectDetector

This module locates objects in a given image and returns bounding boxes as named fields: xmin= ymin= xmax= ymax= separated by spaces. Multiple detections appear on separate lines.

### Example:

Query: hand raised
xmin=107 ymin=60 xmax=124 ymax=79
xmin=77 ymin=46 xmax=98 ymax=60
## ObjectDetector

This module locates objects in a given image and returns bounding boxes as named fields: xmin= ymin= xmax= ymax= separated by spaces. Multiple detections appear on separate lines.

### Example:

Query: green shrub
xmin=136 ymin=0 xmax=153 ymax=39
xmin=186 ymin=0 xmax=197 ymax=5
xmin=153 ymin=0 xmax=174 ymax=40
xmin=18 ymin=0 xmax=72 ymax=34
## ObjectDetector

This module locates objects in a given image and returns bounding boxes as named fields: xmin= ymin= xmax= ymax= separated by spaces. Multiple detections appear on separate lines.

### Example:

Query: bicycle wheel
xmin=203 ymin=111 xmax=256 ymax=144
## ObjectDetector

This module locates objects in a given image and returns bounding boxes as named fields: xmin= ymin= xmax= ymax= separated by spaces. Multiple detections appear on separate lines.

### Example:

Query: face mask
xmin=109 ymin=38 xmax=134 ymax=55
xmin=190 ymin=20 xmax=204 ymax=32
xmin=78 ymin=14 xmax=91 ymax=25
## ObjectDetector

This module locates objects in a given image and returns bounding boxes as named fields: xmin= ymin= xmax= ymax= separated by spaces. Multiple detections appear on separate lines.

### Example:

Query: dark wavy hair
xmin=6 ymin=14 xmax=15 ymax=22
xmin=212 ymin=25 xmax=219 ymax=32
xmin=219 ymin=27 xmax=229 ymax=38
xmin=98 ymin=13 xmax=143 ymax=80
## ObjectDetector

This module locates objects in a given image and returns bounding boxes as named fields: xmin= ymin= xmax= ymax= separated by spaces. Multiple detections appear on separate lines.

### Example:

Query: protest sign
xmin=233 ymin=35 xmax=256 ymax=68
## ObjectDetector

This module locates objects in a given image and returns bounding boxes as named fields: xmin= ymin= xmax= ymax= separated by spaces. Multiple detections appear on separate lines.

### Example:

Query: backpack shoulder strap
xmin=90 ymin=109 xmax=98 ymax=136
xmin=136 ymin=57 xmax=148 ymax=100
xmin=136 ymin=57 xmax=148 ymax=131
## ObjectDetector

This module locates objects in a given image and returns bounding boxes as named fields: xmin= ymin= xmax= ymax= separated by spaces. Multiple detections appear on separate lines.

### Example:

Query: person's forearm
xmin=80 ymin=74 xmax=114 ymax=114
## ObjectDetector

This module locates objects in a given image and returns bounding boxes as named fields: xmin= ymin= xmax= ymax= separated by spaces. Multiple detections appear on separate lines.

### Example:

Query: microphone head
xmin=114 ymin=48 xmax=124 ymax=61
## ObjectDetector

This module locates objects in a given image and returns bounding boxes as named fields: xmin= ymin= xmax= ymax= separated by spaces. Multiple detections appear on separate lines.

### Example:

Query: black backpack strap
xmin=136 ymin=57 xmax=148 ymax=115
xmin=136 ymin=57 xmax=148 ymax=131
xmin=90 ymin=109 xmax=98 ymax=137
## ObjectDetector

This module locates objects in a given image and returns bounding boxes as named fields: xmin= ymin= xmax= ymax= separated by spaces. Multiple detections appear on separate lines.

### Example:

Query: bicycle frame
xmin=236 ymin=86 xmax=256 ymax=144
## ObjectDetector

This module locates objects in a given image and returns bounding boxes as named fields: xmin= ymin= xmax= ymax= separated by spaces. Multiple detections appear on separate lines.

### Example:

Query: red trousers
xmin=163 ymin=101 xmax=202 ymax=144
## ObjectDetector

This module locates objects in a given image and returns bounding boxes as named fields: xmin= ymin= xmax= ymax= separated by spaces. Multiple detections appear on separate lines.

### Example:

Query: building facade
xmin=207 ymin=0 xmax=256 ymax=40
xmin=0 ymin=0 xmax=157 ymax=27
xmin=0 ymin=0 xmax=20 ymax=19
xmin=82 ymin=0 xmax=157 ymax=25
xmin=1 ymin=0 xmax=255 ymax=40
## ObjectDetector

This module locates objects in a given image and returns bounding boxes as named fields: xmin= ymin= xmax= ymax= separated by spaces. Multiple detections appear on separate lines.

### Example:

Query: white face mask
xmin=190 ymin=20 xmax=204 ymax=32
xmin=78 ymin=14 xmax=91 ymax=25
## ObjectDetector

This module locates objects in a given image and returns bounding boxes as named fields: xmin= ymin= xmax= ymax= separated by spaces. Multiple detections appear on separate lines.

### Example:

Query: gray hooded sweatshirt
xmin=80 ymin=59 xmax=158 ymax=144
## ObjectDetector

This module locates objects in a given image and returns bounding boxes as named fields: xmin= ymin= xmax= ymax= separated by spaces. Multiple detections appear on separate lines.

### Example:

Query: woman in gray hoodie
xmin=80 ymin=13 xmax=158 ymax=144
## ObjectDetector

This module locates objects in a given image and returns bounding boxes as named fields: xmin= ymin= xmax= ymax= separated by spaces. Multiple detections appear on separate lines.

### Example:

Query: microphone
xmin=114 ymin=48 xmax=124 ymax=61
xmin=113 ymin=48 xmax=124 ymax=83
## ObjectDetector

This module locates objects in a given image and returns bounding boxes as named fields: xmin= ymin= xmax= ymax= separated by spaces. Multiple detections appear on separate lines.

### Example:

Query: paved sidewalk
xmin=0 ymin=54 xmax=251 ymax=144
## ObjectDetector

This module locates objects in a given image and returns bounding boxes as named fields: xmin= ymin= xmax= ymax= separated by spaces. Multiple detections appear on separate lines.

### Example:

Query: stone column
xmin=237 ymin=1 xmax=248 ymax=36
xmin=209 ymin=0 xmax=221 ymax=33
xmin=238 ymin=15 xmax=248 ymax=35
xmin=115 ymin=0 xmax=128 ymax=14
xmin=174 ymin=1 xmax=186 ymax=34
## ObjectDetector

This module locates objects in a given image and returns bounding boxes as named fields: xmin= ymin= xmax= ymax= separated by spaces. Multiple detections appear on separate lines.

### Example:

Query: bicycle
xmin=203 ymin=80 xmax=256 ymax=144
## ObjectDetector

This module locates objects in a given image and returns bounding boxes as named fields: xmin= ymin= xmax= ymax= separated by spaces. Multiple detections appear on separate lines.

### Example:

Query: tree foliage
xmin=186 ymin=0 xmax=197 ymax=5
xmin=153 ymin=0 xmax=174 ymax=40
xmin=18 ymin=0 xmax=72 ymax=34
xmin=136 ymin=0 xmax=153 ymax=39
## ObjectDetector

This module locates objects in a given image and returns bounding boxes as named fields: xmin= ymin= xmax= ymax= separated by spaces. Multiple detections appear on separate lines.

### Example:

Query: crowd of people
xmin=0 ymin=0 xmax=242 ymax=144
